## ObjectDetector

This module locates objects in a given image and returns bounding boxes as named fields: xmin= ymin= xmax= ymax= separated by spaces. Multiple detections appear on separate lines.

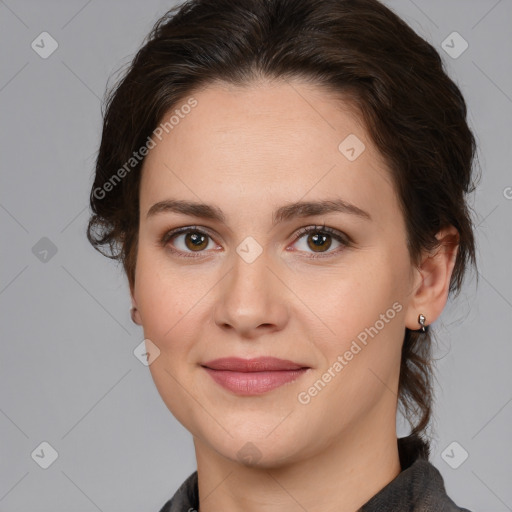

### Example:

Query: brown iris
xmin=184 ymin=231 xmax=209 ymax=251
xmin=307 ymin=232 xmax=332 ymax=252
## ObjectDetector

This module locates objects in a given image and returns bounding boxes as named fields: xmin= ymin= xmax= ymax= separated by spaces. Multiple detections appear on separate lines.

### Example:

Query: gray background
xmin=1 ymin=0 xmax=511 ymax=511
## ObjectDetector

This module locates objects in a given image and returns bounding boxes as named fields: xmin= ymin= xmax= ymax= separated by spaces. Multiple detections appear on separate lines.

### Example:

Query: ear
xmin=405 ymin=226 xmax=460 ymax=331
xmin=130 ymin=286 xmax=143 ymax=326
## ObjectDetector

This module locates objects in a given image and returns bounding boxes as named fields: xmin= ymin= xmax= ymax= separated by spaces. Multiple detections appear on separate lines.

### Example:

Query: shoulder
xmin=415 ymin=459 xmax=474 ymax=512
xmin=157 ymin=471 xmax=198 ymax=512
xmin=360 ymin=435 xmax=475 ymax=512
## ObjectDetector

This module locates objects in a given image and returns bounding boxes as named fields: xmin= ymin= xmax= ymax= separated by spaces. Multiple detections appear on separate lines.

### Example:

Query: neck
xmin=194 ymin=408 xmax=401 ymax=512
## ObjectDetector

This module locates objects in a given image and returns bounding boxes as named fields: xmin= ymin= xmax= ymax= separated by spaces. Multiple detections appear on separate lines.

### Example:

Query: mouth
xmin=201 ymin=357 xmax=311 ymax=395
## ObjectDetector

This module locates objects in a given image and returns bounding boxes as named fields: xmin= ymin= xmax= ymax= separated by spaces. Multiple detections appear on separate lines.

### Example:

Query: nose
xmin=213 ymin=246 xmax=290 ymax=338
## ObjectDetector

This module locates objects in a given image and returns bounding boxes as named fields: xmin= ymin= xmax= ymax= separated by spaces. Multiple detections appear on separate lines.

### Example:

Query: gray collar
xmin=158 ymin=435 xmax=472 ymax=512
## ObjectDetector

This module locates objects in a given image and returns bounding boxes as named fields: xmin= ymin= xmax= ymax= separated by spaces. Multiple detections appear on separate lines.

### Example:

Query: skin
xmin=130 ymin=79 xmax=459 ymax=512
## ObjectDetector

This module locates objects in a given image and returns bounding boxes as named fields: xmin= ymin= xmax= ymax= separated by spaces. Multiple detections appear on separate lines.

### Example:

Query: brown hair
xmin=87 ymin=0 xmax=479 ymax=439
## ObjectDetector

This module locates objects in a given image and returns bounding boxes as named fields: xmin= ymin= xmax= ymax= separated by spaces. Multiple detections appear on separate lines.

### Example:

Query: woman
xmin=87 ymin=0 xmax=477 ymax=510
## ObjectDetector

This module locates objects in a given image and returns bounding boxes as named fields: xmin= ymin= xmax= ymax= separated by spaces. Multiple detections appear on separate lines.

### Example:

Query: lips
xmin=201 ymin=357 xmax=310 ymax=395
xmin=201 ymin=356 xmax=308 ymax=372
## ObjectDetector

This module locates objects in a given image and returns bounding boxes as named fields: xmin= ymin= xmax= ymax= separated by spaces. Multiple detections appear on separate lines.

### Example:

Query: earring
xmin=418 ymin=313 xmax=428 ymax=333
xmin=130 ymin=306 xmax=139 ymax=324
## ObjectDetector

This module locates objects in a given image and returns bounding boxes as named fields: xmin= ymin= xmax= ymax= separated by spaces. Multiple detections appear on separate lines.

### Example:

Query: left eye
xmin=291 ymin=226 xmax=349 ymax=256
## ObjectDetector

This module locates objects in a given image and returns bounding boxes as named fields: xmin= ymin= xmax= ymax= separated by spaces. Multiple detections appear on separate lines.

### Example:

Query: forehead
xmin=139 ymin=79 xmax=396 ymax=223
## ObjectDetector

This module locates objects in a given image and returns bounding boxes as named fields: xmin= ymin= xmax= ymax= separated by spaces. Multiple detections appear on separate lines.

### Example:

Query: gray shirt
xmin=157 ymin=434 xmax=472 ymax=512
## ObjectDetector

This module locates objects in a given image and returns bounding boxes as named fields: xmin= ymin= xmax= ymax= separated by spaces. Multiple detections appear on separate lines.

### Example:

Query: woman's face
xmin=133 ymin=80 xmax=420 ymax=467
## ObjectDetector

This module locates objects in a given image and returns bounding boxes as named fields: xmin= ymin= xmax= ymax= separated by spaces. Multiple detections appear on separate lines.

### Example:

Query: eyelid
xmin=293 ymin=224 xmax=350 ymax=244
xmin=160 ymin=225 xmax=215 ymax=246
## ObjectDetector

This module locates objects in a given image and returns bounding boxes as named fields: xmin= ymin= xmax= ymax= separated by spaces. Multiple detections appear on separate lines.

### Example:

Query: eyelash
xmin=159 ymin=224 xmax=351 ymax=259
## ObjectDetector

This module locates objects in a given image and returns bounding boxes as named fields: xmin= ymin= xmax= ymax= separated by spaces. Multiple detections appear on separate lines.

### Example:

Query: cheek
xmin=299 ymin=255 xmax=406 ymax=335
xmin=134 ymin=249 xmax=189 ymax=344
xmin=134 ymin=251 xmax=205 ymax=430
xmin=301 ymin=290 xmax=405 ymax=432
xmin=307 ymin=250 xmax=408 ymax=381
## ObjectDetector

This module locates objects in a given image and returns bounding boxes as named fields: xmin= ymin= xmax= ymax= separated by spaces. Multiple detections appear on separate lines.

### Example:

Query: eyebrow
xmin=146 ymin=197 xmax=372 ymax=224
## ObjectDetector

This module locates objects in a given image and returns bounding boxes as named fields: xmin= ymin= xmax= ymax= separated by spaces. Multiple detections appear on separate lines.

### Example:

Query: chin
xmin=204 ymin=429 xmax=308 ymax=469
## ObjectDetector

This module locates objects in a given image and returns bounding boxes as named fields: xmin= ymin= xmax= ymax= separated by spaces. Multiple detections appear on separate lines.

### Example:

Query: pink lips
xmin=201 ymin=357 xmax=310 ymax=395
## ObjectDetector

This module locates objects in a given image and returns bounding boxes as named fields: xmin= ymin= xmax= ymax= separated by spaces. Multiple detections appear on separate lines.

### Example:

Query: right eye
xmin=160 ymin=226 xmax=220 ymax=258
